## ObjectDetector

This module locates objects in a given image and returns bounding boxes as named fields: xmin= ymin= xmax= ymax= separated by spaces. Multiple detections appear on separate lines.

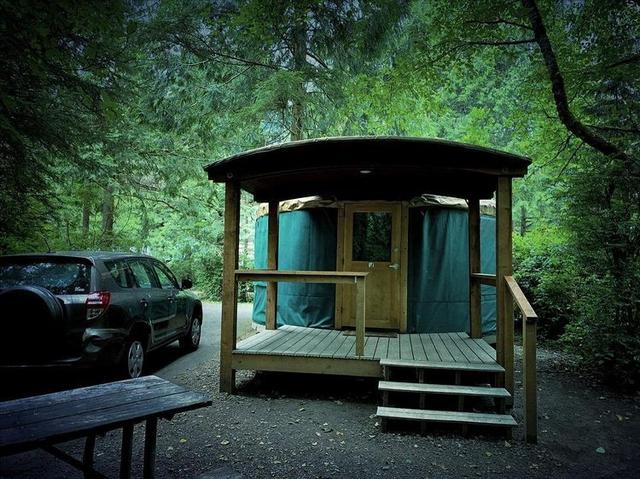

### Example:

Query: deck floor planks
xmin=323 ymin=332 xmax=350 ymax=357
xmin=333 ymin=334 xmax=356 ymax=358
xmin=364 ymin=336 xmax=379 ymax=359
xmin=410 ymin=334 xmax=427 ymax=361
xmin=373 ymin=337 xmax=390 ymax=359
xmin=472 ymin=337 xmax=498 ymax=360
xmin=399 ymin=334 xmax=414 ymax=361
xmin=419 ymin=334 xmax=441 ymax=361
xmin=261 ymin=327 xmax=311 ymax=354
xmin=465 ymin=340 xmax=495 ymax=363
xmin=290 ymin=327 xmax=334 ymax=355
xmin=454 ymin=333 xmax=494 ymax=363
xmin=439 ymin=333 xmax=469 ymax=363
xmin=386 ymin=336 xmax=400 ymax=360
xmin=447 ymin=333 xmax=484 ymax=363
xmin=235 ymin=329 xmax=280 ymax=350
xmin=430 ymin=334 xmax=454 ymax=362
xmin=305 ymin=329 xmax=341 ymax=357
xmin=246 ymin=328 xmax=299 ymax=354
xmin=233 ymin=327 xmax=502 ymax=373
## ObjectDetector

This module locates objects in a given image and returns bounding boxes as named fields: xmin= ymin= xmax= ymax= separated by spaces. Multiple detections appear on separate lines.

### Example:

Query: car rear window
xmin=0 ymin=259 xmax=92 ymax=294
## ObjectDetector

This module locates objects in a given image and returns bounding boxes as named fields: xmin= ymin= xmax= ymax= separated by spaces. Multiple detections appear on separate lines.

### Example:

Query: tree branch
xmin=464 ymin=19 xmax=533 ymax=30
xmin=467 ymin=38 xmax=535 ymax=47
xmin=521 ymin=0 xmax=635 ymax=166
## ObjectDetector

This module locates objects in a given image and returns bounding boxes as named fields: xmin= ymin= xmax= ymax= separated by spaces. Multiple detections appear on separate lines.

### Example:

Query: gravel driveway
xmin=2 ymin=306 xmax=639 ymax=478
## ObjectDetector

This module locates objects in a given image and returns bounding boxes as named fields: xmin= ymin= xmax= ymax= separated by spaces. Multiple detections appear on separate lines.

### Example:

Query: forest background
xmin=1 ymin=0 xmax=638 ymax=386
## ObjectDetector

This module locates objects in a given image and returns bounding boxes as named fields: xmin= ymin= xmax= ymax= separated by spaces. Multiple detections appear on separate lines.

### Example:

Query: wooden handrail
xmin=504 ymin=275 xmax=538 ymax=444
xmin=236 ymin=269 xmax=367 ymax=284
xmin=235 ymin=269 xmax=368 ymax=356
xmin=505 ymin=276 xmax=538 ymax=323
xmin=470 ymin=272 xmax=497 ymax=286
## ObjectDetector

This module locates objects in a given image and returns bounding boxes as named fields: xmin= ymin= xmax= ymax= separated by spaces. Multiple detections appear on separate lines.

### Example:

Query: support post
xmin=355 ymin=277 xmax=366 ymax=356
xmin=266 ymin=200 xmax=279 ymax=330
xmin=468 ymin=197 xmax=482 ymax=339
xmin=523 ymin=317 xmax=538 ymax=443
xmin=143 ymin=417 xmax=158 ymax=479
xmin=220 ymin=181 xmax=240 ymax=393
xmin=82 ymin=434 xmax=96 ymax=478
xmin=120 ymin=424 xmax=134 ymax=479
xmin=496 ymin=177 xmax=514 ymax=396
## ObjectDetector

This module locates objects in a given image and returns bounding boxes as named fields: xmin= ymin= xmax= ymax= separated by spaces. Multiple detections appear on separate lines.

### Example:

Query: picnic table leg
xmin=120 ymin=424 xmax=134 ymax=479
xmin=82 ymin=434 xmax=96 ymax=479
xmin=143 ymin=417 xmax=158 ymax=479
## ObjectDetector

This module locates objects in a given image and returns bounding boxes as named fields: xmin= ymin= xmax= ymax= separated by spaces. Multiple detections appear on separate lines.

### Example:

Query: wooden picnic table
xmin=0 ymin=375 xmax=211 ymax=479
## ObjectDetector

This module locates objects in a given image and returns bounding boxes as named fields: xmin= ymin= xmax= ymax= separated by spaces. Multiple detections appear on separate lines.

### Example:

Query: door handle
xmin=140 ymin=298 xmax=148 ymax=307
xmin=388 ymin=263 xmax=400 ymax=271
xmin=167 ymin=296 xmax=176 ymax=303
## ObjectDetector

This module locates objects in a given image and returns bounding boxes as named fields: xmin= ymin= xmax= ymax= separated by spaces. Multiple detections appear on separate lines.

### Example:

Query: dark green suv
xmin=0 ymin=252 xmax=202 ymax=379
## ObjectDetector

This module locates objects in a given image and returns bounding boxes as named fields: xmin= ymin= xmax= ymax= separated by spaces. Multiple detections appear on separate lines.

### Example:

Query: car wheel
xmin=122 ymin=337 xmax=146 ymax=379
xmin=180 ymin=316 xmax=201 ymax=352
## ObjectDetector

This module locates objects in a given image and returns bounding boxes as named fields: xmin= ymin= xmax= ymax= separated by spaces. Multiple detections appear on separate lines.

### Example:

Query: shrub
xmin=513 ymin=227 xmax=576 ymax=339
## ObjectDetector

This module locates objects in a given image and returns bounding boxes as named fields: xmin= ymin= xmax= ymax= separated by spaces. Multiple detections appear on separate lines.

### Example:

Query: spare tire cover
xmin=0 ymin=286 xmax=65 ymax=360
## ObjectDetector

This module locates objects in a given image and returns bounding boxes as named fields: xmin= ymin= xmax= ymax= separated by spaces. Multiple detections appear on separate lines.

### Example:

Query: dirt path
xmin=2 ymin=337 xmax=639 ymax=478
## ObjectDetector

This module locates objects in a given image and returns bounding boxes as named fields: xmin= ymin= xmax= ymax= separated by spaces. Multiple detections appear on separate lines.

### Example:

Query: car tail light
xmin=86 ymin=291 xmax=111 ymax=321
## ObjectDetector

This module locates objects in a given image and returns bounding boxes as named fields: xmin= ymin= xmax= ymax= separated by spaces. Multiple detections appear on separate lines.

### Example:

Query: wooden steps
xmin=380 ymin=358 xmax=504 ymax=373
xmin=378 ymin=381 xmax=510 ymax=398
xmin=378 ymin=356 xmax=515 ymax=437
xmin=377 ymin=407 xmax=517 ymax=427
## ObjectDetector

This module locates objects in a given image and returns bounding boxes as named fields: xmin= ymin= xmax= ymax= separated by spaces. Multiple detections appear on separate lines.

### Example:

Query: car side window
xmin=104 ymin=260 xmax=133 ymax=288
xmin=153 ymin=262 xmax=179 ymax=290
xmin=129 ymin=261 xmax=156 ymax=289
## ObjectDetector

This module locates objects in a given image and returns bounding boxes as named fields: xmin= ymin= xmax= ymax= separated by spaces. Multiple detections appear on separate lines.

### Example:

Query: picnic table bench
xmin=0 ymin=375 xmax=211 ymax=479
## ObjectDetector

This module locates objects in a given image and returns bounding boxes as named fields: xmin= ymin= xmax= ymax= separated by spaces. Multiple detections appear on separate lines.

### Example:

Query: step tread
xmin=380 ymin=359 xmax=505 ymax=373
xmin=376 ymin=407 xmax=517 ymax=427
xmin=378 ymin=381 xmax=511 ymax=398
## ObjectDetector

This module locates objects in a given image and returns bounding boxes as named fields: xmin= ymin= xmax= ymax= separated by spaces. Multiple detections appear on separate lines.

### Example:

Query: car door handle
xmin=167 ymin=296 xmax=176 ymax=303
xmin=140 ymin=298 xmax=148 ymax=307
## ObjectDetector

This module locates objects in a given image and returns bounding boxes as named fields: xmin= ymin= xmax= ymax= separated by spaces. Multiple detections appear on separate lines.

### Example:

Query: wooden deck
xmin=232 ymin=325 xmax=497 ymax=378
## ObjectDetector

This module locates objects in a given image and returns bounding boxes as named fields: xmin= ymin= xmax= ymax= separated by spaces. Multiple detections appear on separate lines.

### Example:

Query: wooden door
xmin=339 ymin=203 xmax=403 ymax=330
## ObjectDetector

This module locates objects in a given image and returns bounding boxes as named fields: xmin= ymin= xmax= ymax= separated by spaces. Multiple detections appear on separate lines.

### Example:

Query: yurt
xmin=252 ymin=195 xmax=497 ymax=337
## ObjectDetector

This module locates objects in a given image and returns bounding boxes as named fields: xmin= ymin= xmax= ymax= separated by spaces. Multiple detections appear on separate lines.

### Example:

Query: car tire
xmin=121 ymin=336 xmax=146 ymax=379
xmin=180 ymin=315 xmax=201 ymax=352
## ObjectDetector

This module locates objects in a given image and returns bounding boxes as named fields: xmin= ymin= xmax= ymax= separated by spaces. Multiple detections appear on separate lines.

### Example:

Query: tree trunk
xmin=101 ymin=186 xmax=114 ymax=249
xmin=82 ymin=202 xmax=90 ymax=240
xmin=290 ymin=4 xmax=307 ymax=141
xmin=521 ymin=0 xmax=634 ymax=167
xmin=520 ymin=205 xmax=528 ymax=236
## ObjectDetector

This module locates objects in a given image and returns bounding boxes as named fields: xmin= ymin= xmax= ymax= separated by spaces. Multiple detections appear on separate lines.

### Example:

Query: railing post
xmin=496 ymin=177 xmax=514 ymax=396
xmin=355 ymin=277 xmax=366 ymax=356
xmin=266 ymin=200 xmax=279 ymax=330
xmin=220 ymin=181 xmax=240 ymax=393
xmin=468 ymin=197 xmax=482 ymax=338
xmin=524 ymin=316 xmax=538 ymax=443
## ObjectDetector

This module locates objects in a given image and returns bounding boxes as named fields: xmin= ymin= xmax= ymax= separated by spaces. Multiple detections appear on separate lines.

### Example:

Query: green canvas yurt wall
xmin=253 ymin=204 xmax=497 ymax=335
xmin=253 ymin=209 xmax=337 ymax=328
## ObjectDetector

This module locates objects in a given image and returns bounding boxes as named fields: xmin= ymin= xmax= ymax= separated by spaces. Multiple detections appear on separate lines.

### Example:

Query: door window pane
xmin=153 ymin=262 xmax=178 ymax=289
xmin=129 ymin=261 xmax=155 ymax=289
xmin=352 ymin=212 xmax=392 ymax=262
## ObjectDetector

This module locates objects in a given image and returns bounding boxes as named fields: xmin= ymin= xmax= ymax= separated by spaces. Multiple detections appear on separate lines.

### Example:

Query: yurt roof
xmin=205 ymin=136 xmax=531 ymax=201
xmin=256 ymin=195 xmax=497 ymax=217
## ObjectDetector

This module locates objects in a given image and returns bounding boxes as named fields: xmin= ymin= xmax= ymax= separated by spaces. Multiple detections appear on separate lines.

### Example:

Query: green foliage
xmin=513 ymin=228 xmax=575 ymax=339
xmin=563 ymin=274 xmax=640 ymax=389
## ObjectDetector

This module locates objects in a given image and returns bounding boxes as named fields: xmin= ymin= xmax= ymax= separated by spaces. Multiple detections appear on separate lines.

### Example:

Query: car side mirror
xmin=181 ymin=278 xmax=193 ymax=290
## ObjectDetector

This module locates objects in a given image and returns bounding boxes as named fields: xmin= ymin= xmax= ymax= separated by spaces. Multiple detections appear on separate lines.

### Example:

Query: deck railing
xmin=235 ymin=270 xmax=368 ymax=356
xmin=505 ymin=275 xmax=538 ymax=444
